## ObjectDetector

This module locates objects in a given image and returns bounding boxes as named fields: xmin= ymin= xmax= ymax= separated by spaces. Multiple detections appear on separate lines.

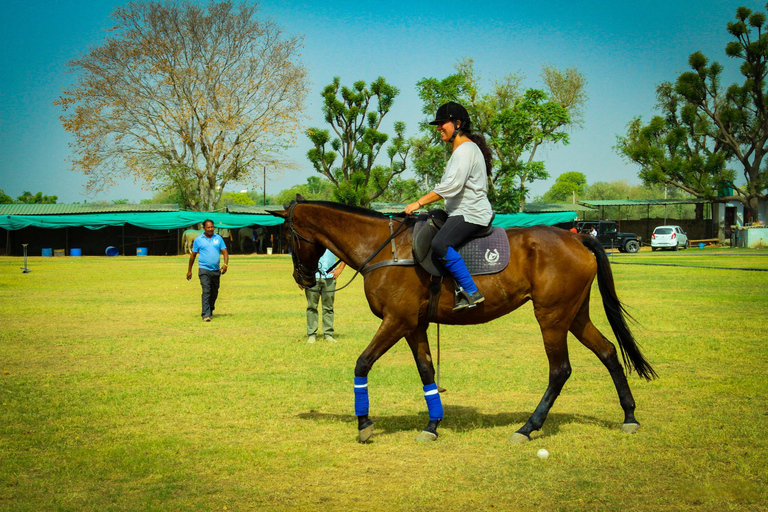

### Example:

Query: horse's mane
xmin=297 ymin=200 xmax=389 ymax=220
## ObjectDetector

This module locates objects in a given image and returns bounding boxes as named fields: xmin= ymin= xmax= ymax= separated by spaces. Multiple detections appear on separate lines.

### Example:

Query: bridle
xmin=286 ymin=201 xmax=321 ymax=283
xmin=285 ymin=200 xmax=414 ymax=292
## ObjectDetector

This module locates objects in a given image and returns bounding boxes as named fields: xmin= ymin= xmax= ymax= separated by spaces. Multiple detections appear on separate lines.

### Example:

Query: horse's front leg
xmin=354 ymin=316 xmax=412 ymax=443
xmin=405 ymin=323 xmax=443 ymax=442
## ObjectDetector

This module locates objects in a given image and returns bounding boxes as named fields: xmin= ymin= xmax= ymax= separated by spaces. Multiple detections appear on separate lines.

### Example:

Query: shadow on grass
xmin=298 ymin=405 xmax=618 ymax=439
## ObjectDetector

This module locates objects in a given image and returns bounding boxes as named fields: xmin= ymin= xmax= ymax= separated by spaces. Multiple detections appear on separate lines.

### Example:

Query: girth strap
xmin=360 ymin=258 xmax=415 ymax=275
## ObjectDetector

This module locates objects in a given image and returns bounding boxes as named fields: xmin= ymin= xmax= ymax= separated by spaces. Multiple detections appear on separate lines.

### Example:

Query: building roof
xmin=578 ymin=198 xmax=709 ymax=207
xmin=524 ymin=202 xmax=595 ymax=213
xmin=0 ymin=203 xmax=179 ymax=215
xmin=226 ymin=204 xmax=284 ymax=214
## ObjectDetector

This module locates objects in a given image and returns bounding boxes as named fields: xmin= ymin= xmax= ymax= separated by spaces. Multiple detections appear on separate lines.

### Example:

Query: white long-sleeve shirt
xmin=432 ymin=141 xmax=493 ymax=226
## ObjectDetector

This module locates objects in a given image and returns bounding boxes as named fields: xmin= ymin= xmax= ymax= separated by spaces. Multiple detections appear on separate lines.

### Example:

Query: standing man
xmin=301 ymin=249 xmax=345 ymax=343
xmin=187 ymin=219 xmax=229 ymax=321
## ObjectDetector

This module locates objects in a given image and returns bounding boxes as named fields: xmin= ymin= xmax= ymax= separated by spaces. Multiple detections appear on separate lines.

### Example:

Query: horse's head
xmin=270 ymin=196 xmax=326 ymax=288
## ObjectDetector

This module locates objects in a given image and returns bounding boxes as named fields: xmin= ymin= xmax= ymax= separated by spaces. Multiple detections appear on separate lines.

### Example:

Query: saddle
xmin=412 ymin=210 xmax=510 ymax=278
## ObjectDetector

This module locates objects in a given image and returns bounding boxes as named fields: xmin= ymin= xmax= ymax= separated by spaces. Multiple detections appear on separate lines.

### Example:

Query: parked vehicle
xmin=651 ymin=225 xmax=689 ymax=251
xmin=575 ymin=221 xmax=642 ymax=253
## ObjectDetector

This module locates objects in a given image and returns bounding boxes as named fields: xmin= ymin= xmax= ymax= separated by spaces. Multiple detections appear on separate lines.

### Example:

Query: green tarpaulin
xmin=0 ymin=212 xmax=285 ymax=231
xmin=0 ymin=210 xmax=576 ymax=231
xmin=491 ymin=211 xmax=576 ymax=228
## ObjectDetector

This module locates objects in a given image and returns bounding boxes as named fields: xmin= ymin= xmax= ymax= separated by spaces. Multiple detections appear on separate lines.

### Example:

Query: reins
xmin=322 ymin=214 xmax=412 ymax=293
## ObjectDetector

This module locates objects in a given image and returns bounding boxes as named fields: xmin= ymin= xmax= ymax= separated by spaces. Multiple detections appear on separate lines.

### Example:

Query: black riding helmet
xmin=429 ymin=101 xmax=471 ymax=142
xmin=429 ymin=101 xmax=471 ymax=128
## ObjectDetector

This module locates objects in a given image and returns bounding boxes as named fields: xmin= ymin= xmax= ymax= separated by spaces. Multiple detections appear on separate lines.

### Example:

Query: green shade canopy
xmin=0 ymin=211 xmax=285 ymax=230
xmin=0 ymin=206 xmax=576 ymax=231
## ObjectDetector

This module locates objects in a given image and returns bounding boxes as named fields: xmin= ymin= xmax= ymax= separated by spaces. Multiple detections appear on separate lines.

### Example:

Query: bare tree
xmin=56 ymin=1 xmax=309 ymax=211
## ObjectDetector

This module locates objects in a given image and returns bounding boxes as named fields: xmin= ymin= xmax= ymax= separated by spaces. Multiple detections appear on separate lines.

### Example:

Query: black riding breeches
xmin=431 ymin=215 xmax=488 ymax=259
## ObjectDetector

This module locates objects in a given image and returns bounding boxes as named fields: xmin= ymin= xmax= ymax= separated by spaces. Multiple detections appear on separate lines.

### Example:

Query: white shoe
xmin=325 ymin=335 xmax=337 ymax=343
xmin=307 ymin=335 xmax=316 ymax=344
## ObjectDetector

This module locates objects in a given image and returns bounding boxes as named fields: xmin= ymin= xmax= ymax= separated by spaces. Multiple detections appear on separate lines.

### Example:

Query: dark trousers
xmin=199 ymin=269 xmax=221 ymax=318
xmin=431 ymin=215 xmax=487 ymax=259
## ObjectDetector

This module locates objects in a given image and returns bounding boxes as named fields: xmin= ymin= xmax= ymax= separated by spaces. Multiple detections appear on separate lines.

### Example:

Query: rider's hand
xmin=404 ymin=201 xmax=420 ymax=215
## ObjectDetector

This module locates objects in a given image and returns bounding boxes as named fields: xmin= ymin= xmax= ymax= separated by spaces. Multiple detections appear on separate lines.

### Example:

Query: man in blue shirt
xmin=301 ymin=249 xmax=345 ymax=343
xmin=186 ymin=219 xmax=229 ymax=321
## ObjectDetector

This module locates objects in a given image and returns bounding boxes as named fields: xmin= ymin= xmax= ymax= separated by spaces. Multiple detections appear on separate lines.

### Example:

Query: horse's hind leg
xmin=405 ymin=324 xmax=442 ymax=442
xmin=570 ymin=299 xmax=640 ymax=433
xmin=513 ymin=318 xmax=572 ymax=443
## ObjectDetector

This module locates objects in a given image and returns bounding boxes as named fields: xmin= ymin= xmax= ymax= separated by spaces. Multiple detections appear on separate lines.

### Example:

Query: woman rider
xmin=404 ymin=101 xmax=494 ymax=310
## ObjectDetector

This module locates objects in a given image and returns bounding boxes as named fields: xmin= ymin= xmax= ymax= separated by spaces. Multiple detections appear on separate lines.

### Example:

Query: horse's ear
xmin=296 ymin=194 xmax=306 ymax=203
xmin=270 ymin=209 xmax=288 ymax=219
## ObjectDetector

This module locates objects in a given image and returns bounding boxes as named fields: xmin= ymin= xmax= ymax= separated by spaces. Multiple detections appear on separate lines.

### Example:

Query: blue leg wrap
xmin=423 ymin=382 xmax=443 ymax=421
xmin=354 ymin=376 xmax=369 ymax=416
xmin=443 ymin=247 xmax=478 ymax=294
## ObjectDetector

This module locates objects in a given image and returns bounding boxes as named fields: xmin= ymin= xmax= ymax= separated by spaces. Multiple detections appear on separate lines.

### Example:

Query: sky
xmin=0 ymin=0 xmax=754 ymax=204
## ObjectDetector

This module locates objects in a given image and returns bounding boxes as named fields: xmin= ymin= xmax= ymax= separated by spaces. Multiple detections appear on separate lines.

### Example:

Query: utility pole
xmin=263 ymin=166 xmax=266 ymax=206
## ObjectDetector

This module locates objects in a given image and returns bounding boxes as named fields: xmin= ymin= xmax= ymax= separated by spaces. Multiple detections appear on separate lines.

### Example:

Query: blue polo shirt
xmin=193 ymin=233 xmax=226 ymax=271
xmin=316 ymin=249 xmax=338 ymax=279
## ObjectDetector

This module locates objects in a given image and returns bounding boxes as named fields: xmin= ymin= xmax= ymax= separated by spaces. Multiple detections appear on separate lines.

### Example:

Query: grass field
xmin=1 ymin=248 xmax=767 ymax=511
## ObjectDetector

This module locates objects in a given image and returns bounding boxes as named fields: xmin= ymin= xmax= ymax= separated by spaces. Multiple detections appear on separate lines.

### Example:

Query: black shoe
xmin=452 ymin=290 xmax=485 ymax=311
xmin=467 ymin=290 xmax=485 ymax=307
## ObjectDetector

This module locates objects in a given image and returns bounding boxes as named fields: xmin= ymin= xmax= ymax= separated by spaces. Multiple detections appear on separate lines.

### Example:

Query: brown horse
xmin=272 ymin=197 xmax=656 ymax=443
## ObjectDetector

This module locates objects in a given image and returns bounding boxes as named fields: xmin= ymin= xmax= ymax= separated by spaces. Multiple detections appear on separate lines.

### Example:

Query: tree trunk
xmin=746 ymin=195 xmax=760 ymax=225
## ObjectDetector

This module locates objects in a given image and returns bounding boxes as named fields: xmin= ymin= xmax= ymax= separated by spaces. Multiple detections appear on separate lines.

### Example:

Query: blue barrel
xmin=105 ymin=246 xmax=119 ymax=257
xmin=42 ymin=248 xmax=53 ymax=257
xmin=136 ymin=247 xmax=148 ymax=256
xmin=698 ymin=243 xmax=705 ymax=249
xmin=70 ymin=248 xmax=82 ymax=257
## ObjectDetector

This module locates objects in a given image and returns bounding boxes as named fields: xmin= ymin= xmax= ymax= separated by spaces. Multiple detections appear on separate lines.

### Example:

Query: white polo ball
xmin=537 ymin=448 xmax=550 ymax=459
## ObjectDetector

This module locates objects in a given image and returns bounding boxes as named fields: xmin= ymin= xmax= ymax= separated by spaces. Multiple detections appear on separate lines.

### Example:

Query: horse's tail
xmin=581 ymin=236 xmax=657 ymax=381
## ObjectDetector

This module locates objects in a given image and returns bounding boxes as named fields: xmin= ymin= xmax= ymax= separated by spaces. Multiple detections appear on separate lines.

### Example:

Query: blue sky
xmin=0 ymin=0 xmax=752 ymax=204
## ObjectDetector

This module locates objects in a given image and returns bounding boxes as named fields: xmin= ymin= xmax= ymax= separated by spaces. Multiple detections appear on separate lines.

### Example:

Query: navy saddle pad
xmin=412 ymin=218 xmax=510 ymax=277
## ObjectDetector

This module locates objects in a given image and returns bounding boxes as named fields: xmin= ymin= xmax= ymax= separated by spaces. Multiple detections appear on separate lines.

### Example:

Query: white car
xmin=651 ymin=225 xmax=689 ymax=251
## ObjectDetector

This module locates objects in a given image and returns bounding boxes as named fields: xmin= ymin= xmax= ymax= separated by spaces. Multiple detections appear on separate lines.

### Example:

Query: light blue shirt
xmin=316 ymin=249 xmax=338 ymax=279
xmin=193 ymin=233 xmax=226 ymax=271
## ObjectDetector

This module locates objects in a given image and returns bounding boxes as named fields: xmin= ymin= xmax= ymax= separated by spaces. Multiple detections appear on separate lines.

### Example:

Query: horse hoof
xmin=621 ymin=422 xmax=640 ymax=434
xmin=415 ymin=430 xmax=438 ymax=442
xmin=358 ymin=423 xmax=374 ymax=443
xmin=510 ymin=432 xmax=530 ymax=444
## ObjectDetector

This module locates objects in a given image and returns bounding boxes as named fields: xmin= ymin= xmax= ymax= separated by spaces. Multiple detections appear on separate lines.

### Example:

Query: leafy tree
xmin=56 ymin=1 xmax=309 ymax=211
xmin=415 ymin=58 xmax=587 ymax=212
xmin=274 ymin=177 xmax=335 ymax=205
xmin=141 ymin=185 xmax=188 ymax=205
xmin=16 ymin=191 xmax=58 ymax=204
xmin=215 ymin=191 xmax=256 ymax=210
xmin=306 ymin=77 xmax=411 ymax=207
xmin=616 ymin=3 xmax=768 ymax=223
xmin=377 ymin=177 xmax=427 ymax=204
xmin=0 ymin=189 xmax=13 ymax=203
xmin=242 ymin=189 xmax=274 ymax=206
xmin=541 ymin=171 xmax=588 ymax=202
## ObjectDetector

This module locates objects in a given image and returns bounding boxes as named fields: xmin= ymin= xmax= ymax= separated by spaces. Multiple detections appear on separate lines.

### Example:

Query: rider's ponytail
xmin=460 ymin=128 xmax=493 ymax=176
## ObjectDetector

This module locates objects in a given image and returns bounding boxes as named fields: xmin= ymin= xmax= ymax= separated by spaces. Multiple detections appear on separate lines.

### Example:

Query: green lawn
xmin=1 ymin=250 xmax=767 ymax=511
